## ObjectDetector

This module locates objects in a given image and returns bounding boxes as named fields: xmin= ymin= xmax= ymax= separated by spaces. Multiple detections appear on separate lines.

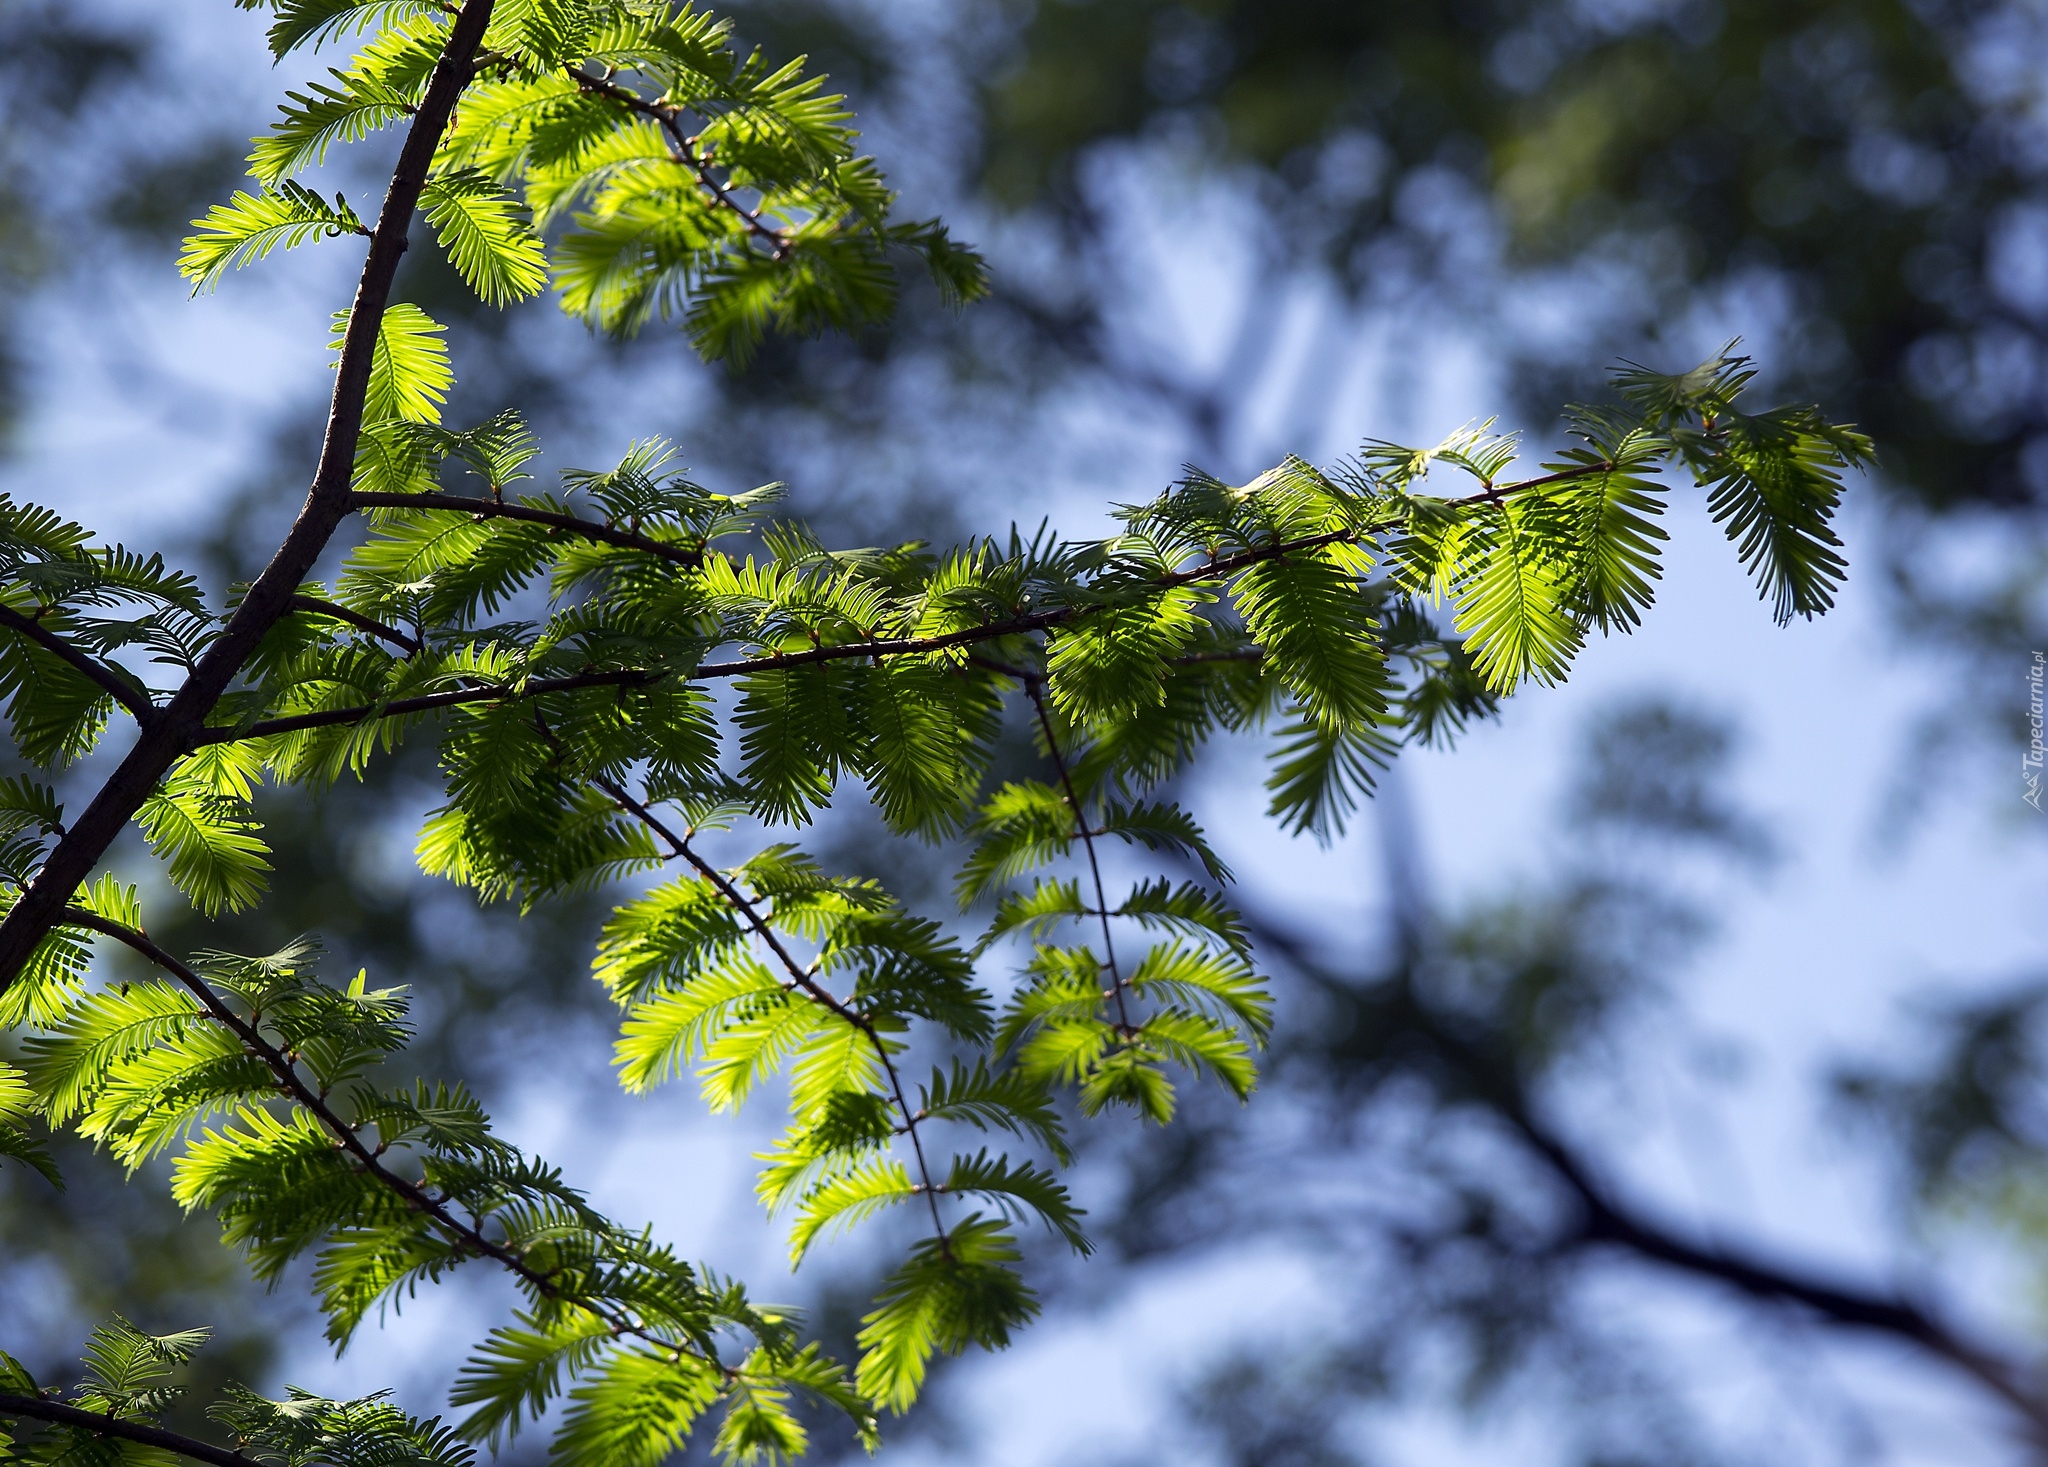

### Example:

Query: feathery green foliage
xmin=178 ymin=181 xmax=367 ymax=290
xmin=0 ymin=4 xmax=1875 ymax=1465
xmin=0 ymin=1059 xmax=58 ymax=1186
xmin=194 ymin=0 xmax=989 ymax=361
xmin=0 ymin=1316 xmax=473 ymax=1467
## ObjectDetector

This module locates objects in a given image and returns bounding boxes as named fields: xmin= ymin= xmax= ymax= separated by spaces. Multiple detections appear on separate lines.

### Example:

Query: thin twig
xmin=568 ymin=753 xmax=956 ymax=1255
xmin=0 ymin=606 xmax=158 ymax=727
xmin=288 ymin=595 xmax=420 ymax=656
xmin=1019 ymin=676 xmax=1131 ymax=1032
xmin=193 ymin=457 xmax=1633 ymax=752
xmin=349 ymin=492 xmax=706 ymax=568
xmin=567 ymin=70 xmax=792 ymax=260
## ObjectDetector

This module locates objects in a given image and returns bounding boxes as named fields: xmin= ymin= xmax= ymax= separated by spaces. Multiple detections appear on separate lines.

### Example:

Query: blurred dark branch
xmin=1549 ymin=1130 xmax=2048 ymax=1443
xmin=1246 ymin=913 xmax=2048 ymax=1448
xmin=989 ymin=281 xmax=1235 ymax=465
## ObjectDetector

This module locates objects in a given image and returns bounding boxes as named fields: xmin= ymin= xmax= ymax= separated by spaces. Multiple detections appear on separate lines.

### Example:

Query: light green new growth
xmin=0 ymin=2 xmax=1873 ymax=1465
xmin=0 ymin=1316 xmax=475 ymax=1467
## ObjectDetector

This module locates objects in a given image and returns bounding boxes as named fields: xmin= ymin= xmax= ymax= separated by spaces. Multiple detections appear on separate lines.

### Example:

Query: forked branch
xmin=0 ymin=0 xmax=500 ymax=990
xmin=288 ymin=594 xmax=421 ymax=655
xmin=575 ymin=759 xmax=956 ymax=1255
xmin=566 ymin=69 xmax=792 ymax=260
xmin=1245 ymin=913 xmax=2048 ymax=1448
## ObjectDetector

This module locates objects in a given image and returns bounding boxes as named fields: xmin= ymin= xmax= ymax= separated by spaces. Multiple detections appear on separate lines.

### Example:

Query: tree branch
xmin=568 ymin=755 xmax=955 ymax=1255
xmin=666 ymin=832 xmax=954 ymax=1252
xmin=0 ymin=0 xmax=500 ymax=992
xmin=349 ymin=492 xmax=706 ymax=568
xmin=1244 ymin=913 xmax=2048 ymax=1446
xmin=195 ymin=617 xmax=1063 ymax=748
xmin=1529 ymin=1111 xmax=2048 ymax=1445
xmin=61 ymin=906 xmax=728 ymax=1374
xmin=177 ymin=475 xmax=1504 ymax=748
xmin=0 ymin=1393 xmax=258 ymax=1467
xmin=193 ymin=668 xmax=662 ymax=745
xmin=0 ymin=607 xmax=158 ymax=727
xmin=1017 ymin=673 xmax=1131 ymax=1032
xmin=288 ymin=594 xmax=420 ymax=656
xmin=61 ymin=907 xmax=559 ymax=1297
xmin=566 ymin=70 xmax=791 ymax=260
xmin=201 ymin=455 xmax=1638 ymax=749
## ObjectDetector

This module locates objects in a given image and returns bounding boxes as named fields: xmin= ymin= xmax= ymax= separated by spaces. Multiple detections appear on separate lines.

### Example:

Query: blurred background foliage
xmin=3 ymin=0 xmax=2048 ymax=1462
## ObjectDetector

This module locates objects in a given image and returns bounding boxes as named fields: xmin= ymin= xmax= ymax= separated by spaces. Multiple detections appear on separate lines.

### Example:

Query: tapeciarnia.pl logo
xmin=2028 ymin=650 xmax=2045 ymax=812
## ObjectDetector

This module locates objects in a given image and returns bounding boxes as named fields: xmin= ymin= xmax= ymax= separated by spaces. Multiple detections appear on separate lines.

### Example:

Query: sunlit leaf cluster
xmin=6 ymin=923 xmax=869 ymax=1461
xmin=188 ymin=0 xmax=986 ymax=361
